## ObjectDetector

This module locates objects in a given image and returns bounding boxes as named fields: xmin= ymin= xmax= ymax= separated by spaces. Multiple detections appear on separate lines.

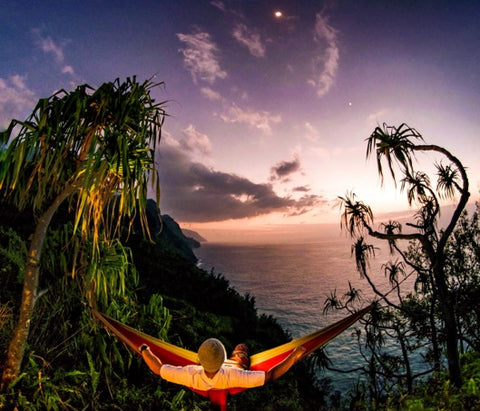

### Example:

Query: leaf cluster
xmin=333 ymin=123 xmax=478 ymax=406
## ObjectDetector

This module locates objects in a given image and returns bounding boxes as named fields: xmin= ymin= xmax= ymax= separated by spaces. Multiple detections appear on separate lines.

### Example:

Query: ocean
xmin=194 ymin=237 xmax=397 ymax=393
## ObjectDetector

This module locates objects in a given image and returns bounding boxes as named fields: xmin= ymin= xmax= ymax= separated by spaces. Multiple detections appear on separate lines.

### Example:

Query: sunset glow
xmin=2 ymin=1 xmax=479 ymax=243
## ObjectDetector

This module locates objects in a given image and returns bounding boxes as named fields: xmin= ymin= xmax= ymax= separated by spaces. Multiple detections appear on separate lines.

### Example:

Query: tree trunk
xmin=434 ymin=266 xmax=462 ymax=387
xmin=398 ymin=328 xmax=412 ymax=393
xmin=429 ymin=286 xmax=441 ymax=371
xmin=1 ymin=186 xmax=75 ymax=389
xmin=443 ymin=301 xmax=462 ymax=387
xmin=428 ymin=293 xmax=440 ymax=371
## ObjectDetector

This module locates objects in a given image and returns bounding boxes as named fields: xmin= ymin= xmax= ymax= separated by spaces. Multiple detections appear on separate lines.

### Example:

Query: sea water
xmin=194 ymin=238 xmax=398 ymax=393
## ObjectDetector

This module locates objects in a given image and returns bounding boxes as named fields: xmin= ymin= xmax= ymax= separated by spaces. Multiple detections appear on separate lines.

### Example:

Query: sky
xmin=1 ymin=0 xmax=479 ymax=242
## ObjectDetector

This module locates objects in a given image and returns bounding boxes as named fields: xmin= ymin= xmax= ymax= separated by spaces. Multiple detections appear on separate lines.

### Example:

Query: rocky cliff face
xmin=145 ymin=199 xmax=204 ymax=263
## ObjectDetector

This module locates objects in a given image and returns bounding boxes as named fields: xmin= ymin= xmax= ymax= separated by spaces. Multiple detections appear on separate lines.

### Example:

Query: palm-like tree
xmin=340 ymin=123 xmax=470 ymax=388
xmin=0 ymin=77 xmax=165 ymax=387
xmin=339 ymin=191 xmax=374 ymax=237
xmin=366 ymin=123 xmax=423 ymax=184
xmin=436 ymin=161 xmax=461 ymax=199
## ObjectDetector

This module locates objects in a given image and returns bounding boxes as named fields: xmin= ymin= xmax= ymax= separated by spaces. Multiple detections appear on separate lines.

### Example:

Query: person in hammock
xmin=139 ymin=338 xmax=306 ymax=391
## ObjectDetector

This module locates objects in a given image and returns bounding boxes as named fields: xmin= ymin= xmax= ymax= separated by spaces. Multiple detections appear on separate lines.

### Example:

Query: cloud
xmin=308 ymin=13 xmax=339 ymax=98
xmin=304 ymin=122 xmax=320 ymax=141
xmin=33 ymin=30 xmax=75 ymax=77
xmin=157 ymin=137 xmax=323 ymax=222
xmin=285 ymin=194 xmax=322 ymax=217
xmin=0 ymin=75 xmax=37 ymax=129
xmin=232 ymin=23 xmax=266 ymax=57
xmin=220 ymin=103 xmax=281 ymax=134
xmin=200 ymin=86 xmax=223 ymax=101
xmin=177 ymin=31 xmax=227 ymax=84
xmin=38 ymin=36 xmax=65 ymax=62
xmin=293 ymin=185 xmax=311 ymax=192
xmin=62 ymin=65 xmax=74 ymax=75
xmin=210 ymin=0 xmax=227 ymax=13
xmin=366 ymin=109 xmax=389 ymax=127
xmin=180 ymin=124 xmax=212 ymax=155
xmin=270 ymin=155 xmax=301 ymax=181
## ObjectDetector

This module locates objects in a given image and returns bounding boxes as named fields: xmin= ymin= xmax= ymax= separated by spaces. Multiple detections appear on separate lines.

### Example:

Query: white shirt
xmin=160 ymin=363 xmax=265 ymax=390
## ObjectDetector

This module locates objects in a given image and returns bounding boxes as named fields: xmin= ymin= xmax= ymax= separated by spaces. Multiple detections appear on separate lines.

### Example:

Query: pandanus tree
xmin=338 ymin=123 xmax=470 ymax=388
xmin=0 ymin=77 xmax=165 ymax=388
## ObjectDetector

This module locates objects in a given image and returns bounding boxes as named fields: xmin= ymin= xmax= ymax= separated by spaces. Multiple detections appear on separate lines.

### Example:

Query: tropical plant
xmin=0 ymin=204 xmax=174 ymax=409
xmin=337 ymin=123 xmax=471 ymax=389
xmin=0 ymin=77 xmax=166 ymax=388
xmin=443 ymin=204 xmax=480 ymax=352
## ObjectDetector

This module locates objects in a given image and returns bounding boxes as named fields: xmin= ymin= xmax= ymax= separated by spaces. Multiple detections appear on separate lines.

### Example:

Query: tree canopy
xmin=0 ymin=77 xmax=166 ymax=386
xmin=333 ymin=123 xmax=473 ymax=400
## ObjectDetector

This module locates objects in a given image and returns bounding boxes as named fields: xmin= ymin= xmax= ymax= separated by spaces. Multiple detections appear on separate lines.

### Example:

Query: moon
xmin=274 ymin=10 xmax=283 ymax=18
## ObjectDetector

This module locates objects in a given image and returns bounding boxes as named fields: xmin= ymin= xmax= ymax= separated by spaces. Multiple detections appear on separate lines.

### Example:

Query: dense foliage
xmin=0 ymin=77 xmax=165 ymax=386
xmin=330 ymin=123 xmax=480 ymax=407
xmin=0 ymin=201 xmax=331 ymax=409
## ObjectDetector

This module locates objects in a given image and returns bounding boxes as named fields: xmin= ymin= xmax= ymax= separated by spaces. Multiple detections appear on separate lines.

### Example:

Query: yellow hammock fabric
xmin=92 ymin=304 xmax=372 ymax=410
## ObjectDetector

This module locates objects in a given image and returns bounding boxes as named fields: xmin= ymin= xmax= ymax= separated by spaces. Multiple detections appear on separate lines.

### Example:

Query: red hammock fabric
xmin=92 ymin=305 xmax=372 ymax=410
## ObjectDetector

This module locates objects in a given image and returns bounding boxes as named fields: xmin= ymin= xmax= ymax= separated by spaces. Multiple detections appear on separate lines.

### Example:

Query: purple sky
xmin=1 ymin=0 xmax=479 ymax=241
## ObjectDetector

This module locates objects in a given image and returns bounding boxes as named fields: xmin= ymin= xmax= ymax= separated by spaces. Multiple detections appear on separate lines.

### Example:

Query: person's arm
xmin=139 ymin=344 xmax=163 ymax=375
xmin=264 ymin=346 xmax=306 ymax=383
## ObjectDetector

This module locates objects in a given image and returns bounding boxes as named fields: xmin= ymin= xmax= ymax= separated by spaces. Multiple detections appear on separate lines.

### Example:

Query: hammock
xmin=92 ymin=304 xmax=372 ymax=410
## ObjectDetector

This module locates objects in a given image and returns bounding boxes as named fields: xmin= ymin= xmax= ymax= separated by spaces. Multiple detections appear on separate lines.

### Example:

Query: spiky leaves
xmin=339 ymin=191 xmax=374 ymax=238
xmin=0 ymin=77 xmax=165 ymax=248
xmin=0 ymin=77 xmax=166 ymax=387
xmin=342 ymin=123 xmax=471 ymax=388
xmin=366 ymin=123 xmax=423 ymax=185
xmin=436 ymin=162 xmax=461 ymax=200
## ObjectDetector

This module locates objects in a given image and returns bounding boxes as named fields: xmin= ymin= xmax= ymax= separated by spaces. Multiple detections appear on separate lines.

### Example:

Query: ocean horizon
xmin=194 ymin=238 xmax=397 ymax=393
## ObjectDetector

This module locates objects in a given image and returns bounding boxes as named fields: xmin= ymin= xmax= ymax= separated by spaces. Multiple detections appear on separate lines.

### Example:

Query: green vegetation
xmin=342 ymin=350 xmax=480 ymax=410
xmin=0 ymin=77 xmax=165 ymax=386
xmin=331 ymin=123 xmax=480 ymax=407
xmin=400 ymin=351 xmax=480 ymax=410
xmin=0 ymin=201 xmax=327 ymax=409
xmin=0 ymin=80 xmax=326 ymax=409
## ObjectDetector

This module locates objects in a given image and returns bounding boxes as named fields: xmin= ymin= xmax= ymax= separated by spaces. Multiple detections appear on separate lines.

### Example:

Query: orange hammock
xmin=92 ymin=305 xmax=372 ymax=410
